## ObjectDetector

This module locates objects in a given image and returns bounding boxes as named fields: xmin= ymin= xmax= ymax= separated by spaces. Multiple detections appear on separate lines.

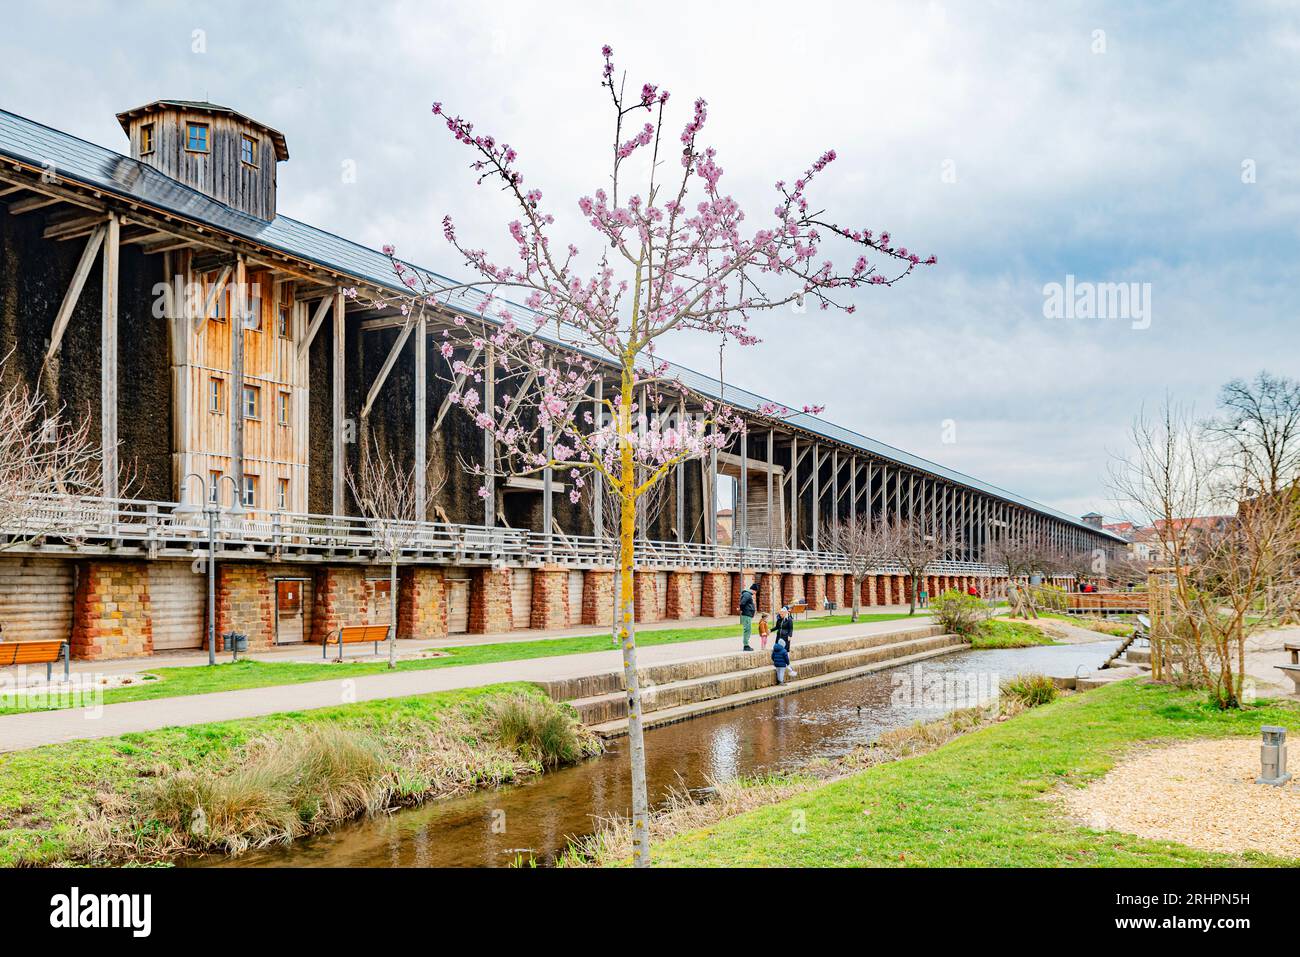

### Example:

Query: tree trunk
xmin=388 ymin=557 xmax=398 ymax=669
xmin=616 ymin=380 xmax=651 ymax=866
xmin=908 ymin=573 xmax=917 ymax=615
xmin=850 ymin=573 xmax=860 ymax=622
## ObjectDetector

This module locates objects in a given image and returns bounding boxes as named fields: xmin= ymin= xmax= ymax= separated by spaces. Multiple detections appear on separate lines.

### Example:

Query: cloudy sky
xmin=3 ymin=0 xmax=1297 ymax=521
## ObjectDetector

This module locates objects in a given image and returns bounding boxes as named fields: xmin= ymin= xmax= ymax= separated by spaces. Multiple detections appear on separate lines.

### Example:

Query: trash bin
xmin=224 ymin=632 xmax=248 ymax=653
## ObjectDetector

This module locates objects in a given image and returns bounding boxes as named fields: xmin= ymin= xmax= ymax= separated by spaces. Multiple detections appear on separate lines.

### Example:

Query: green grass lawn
xmin=0 ymin=681 xmax=567 ymax=866
xmin=0 ymin=612 xmax=921 ymax=716
xmin=1035 ymin=611 xmax=1134 ymax=637
xmin=968 ymin=618 xmax=1055 ymax=649
xmin=646 ymin=681 xmax=1300 ymax=867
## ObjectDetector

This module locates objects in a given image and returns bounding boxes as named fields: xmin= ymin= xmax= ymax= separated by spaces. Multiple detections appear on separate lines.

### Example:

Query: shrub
xmin=1000 ymin=672 xmax=1057 ymax=708
xmin=1030 ymin=583 xmax=1068 ymax=611
xmin=483 ymin=693 xmax=596 ymax=767
xmin=141 ymin=725 xmax=392 ymax=855
xmin=930 ymin=589 xmax=989 ymax=638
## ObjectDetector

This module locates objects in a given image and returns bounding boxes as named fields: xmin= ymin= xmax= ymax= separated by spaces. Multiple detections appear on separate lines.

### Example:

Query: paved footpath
xmin=0 ymin=613 xmax=933 ymax=753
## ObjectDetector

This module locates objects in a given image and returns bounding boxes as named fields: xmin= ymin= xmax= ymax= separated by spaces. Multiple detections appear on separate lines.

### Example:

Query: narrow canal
xmin=204 ymin=640 xmax=1118 ymax=868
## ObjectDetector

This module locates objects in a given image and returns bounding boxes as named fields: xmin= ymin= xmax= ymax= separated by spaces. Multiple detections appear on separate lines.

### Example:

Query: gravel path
xmin=1060 ymin=737 xmax=1300 ymax=859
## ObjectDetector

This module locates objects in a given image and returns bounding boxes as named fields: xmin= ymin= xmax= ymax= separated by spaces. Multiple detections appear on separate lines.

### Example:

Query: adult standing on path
xmin=739 ymin=582 xmax=759 ymax=651
xmin=772 ymin=605 xmax=795 ymax=651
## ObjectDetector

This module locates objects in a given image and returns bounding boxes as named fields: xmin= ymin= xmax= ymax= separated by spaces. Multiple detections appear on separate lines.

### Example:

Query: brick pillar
xmin=861 ymin=575 xmax=874 ymax=607
xmin=700 ymin=571 xmax=730 ymax=617
xmin=634 ymin=570 xmax=660 ymax=623
xmin=311 ymin=567 xmax=368 ymax=644
xmin=469 ymin=567 xmax=513 ymax=634
xmin=806 ymin=573 xmax=826 ymax=611
xmin=881 ymin=575 xmax=892 ymax=605
xmin=397 ymin=566 xmax=446 ymax=640
xmin=581 ymin=568 xmax=616 ymax=626
xmin=71 ymin=560 xmax=153 ymax=660
xmin=665 ymin=570 xmax=694 ymax=620
xmin=754 ymin=572 xmax=781 ymax=616
xmin=782 ymin=574 xmax=800 ymax=607
xmin=901 ymin=574 xmax=913 ymax=604
xmin=216 ymin=563 xmax=274 ymax=652
xmin=825 ymin=573 xmax=843 ymax=610
xmin=527 ymin=565 xmax=569 ymax=630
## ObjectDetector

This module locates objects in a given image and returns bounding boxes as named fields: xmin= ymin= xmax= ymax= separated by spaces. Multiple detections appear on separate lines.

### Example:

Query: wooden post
xmin=332 ymin=286 xmax=345 ymax=516
xmin=790 ymin=434 xmax=798 ymax=550
xmin=231 ymin=254 xmax=247 ymax=503
xmin=676 ymin=399 xmax=685 ymax=544
xmin=414 ymin=313 xmax=427 ymax=520
xmin=542 ymin=359 xmax=553 ymax=556
xmin=101 ymin=212 xmax=119 ymax=501
xmin=593 ymin=377 xmax=604 ymax=541
xmin=483 ymin=341 xmax=495 ymax=527
xmin=812 ymin=442 xmax=820 ymax=551
xmin=738 ymin=428 xmax=748 ymax=550
xmin=766 ymin=430 xmax=774 ymax=553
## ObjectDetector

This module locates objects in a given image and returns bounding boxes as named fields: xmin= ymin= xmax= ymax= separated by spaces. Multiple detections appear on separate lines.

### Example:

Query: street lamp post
xmin=175 ymin=473 xmax=245 ymax=665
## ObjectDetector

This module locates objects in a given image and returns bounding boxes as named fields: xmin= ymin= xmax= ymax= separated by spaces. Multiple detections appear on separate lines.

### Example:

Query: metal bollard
xmin=1257 ymin=726 xmax=1292 ymax=786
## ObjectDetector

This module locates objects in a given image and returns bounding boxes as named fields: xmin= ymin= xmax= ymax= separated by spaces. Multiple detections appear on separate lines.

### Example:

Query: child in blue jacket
xmin=772 ymin=637 xmax=797 ymax=684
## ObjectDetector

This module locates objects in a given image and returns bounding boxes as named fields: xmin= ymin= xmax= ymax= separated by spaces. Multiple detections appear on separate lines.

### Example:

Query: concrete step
xmin=588 ymin=642 xmax=969 ymax=737
xmin=566 ymin=631 xmax=964 ymax=725
xmin=1123 ymin=647 xmax=1151 ymax=664
xmin=537 ymin=623 xmax=945 ymax=702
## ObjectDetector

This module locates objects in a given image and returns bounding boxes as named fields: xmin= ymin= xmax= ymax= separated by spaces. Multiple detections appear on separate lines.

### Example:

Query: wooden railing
xmin=0 ymin=494 xmax=1009 ymax=576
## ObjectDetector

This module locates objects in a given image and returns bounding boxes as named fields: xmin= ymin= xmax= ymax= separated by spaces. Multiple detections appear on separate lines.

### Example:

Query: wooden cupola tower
xmin=115 ymin=100 xmax=289 ymax=220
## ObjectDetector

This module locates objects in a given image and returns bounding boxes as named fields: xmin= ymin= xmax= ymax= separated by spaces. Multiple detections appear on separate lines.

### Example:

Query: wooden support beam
xmin=414 ymin=314 xmax=427 ymax=521
xmin=298 ymin=294 xmax=333 ymax=358
xmin=42 ymin=213 xmax=108 ymax=241
xmin=358 ymin=318 xmax=416 ymax=420
xmin=44 ymin=224 xmax=106 ymax=363
xmin=101 ymin=213 xmax=120 ymax=501
xmin=332 ymin=286 xmax=346 ymax=516
xmin=483 ymin=342 xmax=495 ymax=528
xmin=593 ymin=378 xmax=604 ymax=541
xmin=431 ymin=345 xmax=482 ymax=431
xmin=194 ymin=264 xmax=232 ymax=334
xmin=231 ymin=256 xmax=247 ymax=501
xmin=7 ymin=194 xmax=60 ymax=215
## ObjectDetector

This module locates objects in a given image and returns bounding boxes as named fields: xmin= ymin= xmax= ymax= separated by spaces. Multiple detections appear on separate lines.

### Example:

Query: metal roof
xmin=0 ymin=106 xmax=1123 ymax=542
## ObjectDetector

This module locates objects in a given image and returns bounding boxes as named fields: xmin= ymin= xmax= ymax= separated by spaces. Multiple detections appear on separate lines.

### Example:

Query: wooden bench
xmin=323 ymin=624 xmax=392 ymax=660
xmin=0 ymin=639 xmax=70 ymax=682
xmin=789 ymin=601 xmax=809 ymax=620
xmin=1285 ymin=642 xmax=1300 ymax=665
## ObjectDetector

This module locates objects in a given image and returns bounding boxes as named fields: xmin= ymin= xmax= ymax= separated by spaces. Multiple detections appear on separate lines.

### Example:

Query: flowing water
xmin=202 ymin=640 xmax=1118 ymax=868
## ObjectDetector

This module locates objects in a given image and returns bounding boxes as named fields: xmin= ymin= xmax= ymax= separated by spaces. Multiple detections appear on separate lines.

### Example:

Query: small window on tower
xmin=208 ymin=471 xmax=222 ymax=504
xmin=277 ymin=478 xmax=289 ymax=511
xmin=186 ymin=122 xmax=209 ymax=153
xmin=209 ymin=377 xmax=225 ymax=414
xmin=243 ymin=475 xmax=257 ymax=508
xmin=277 ymin=304 xmax=292 ymax=339
xmin=140 ymin=123 xmax=155 ymax=155
xmin=241 ymin=135 xmax=258 ymax=167
xmin=243 ymin=385 xmax=260 ymax=420
xmin=277 ymin=391 xmax=290 ymax=426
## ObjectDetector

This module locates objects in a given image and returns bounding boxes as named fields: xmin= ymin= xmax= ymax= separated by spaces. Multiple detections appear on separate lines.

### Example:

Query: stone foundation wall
xmin=530 ymin=566 xmax=569 ymax=629
xmin=71 ymin=561 xmax=153 ymax=660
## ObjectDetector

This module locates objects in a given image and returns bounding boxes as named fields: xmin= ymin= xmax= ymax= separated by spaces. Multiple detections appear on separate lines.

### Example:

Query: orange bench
xmin=0 ymin=639 xmax=70 ymax=681
xmin=789 ymin=601 xmax=809 ymax=620
xmin=323 ymin=624 xmax=392 ymax=660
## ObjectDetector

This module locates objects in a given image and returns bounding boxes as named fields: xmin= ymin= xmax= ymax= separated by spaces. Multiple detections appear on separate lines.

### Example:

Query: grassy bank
xmin=0 ymin=683 xmax=598 ymax=866
xmin=967 ymin=618 xmax=1055 ymax=649
xmin=641 ymin=681 xmax=1299 ymax=867
xmin=0 ymin=612 xmax=919 ymax=716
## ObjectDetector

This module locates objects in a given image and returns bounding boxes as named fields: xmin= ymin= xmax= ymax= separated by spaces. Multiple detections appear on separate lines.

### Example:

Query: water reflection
xmin=202 ymin=641 xmax=1117 ymax=868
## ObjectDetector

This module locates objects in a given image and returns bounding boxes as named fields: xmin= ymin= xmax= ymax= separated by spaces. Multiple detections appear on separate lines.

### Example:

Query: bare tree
xmin=885 ymin=515 xmax=957 ymax=616
xmin=0 ymin=371 xmax=108 ymax=552
xmin=1204 ymin=371 xmax=1300 ymax=497
xmin=346 ymin=439 xmax=444 ymax=668
xmin=1109 ymin=397 xmax=1300 ymax=707
xmin=820 ymin=514 xmax=897 ymax=622
xmin=985 ymin=530 xmax=1054 ymax=617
